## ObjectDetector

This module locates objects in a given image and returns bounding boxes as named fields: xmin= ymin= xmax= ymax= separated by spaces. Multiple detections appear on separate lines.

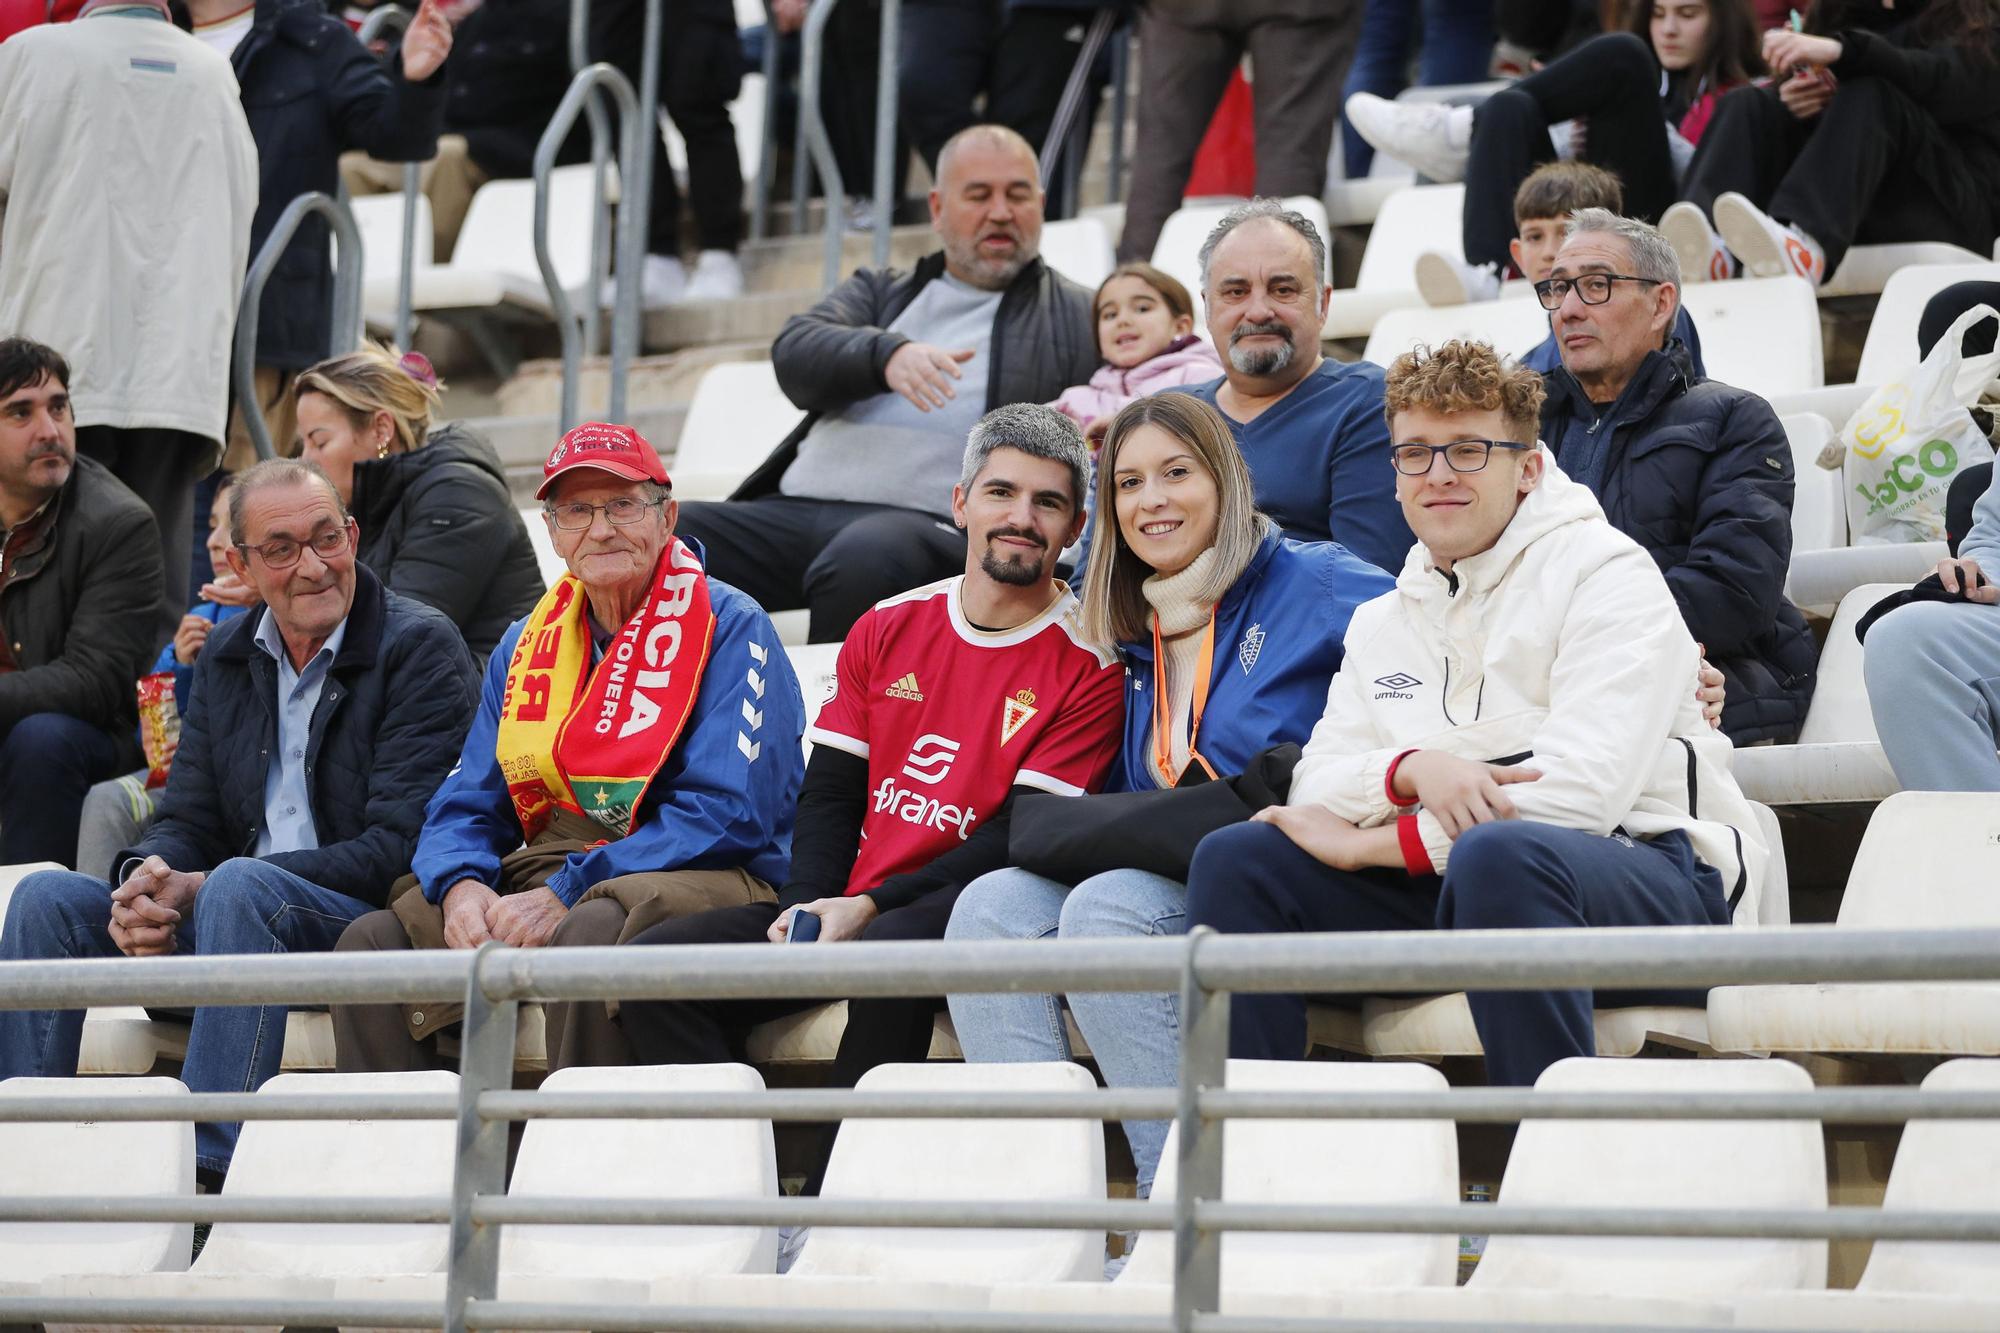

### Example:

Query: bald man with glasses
xmin=0 ymin=457 xmax=477 ymax=1187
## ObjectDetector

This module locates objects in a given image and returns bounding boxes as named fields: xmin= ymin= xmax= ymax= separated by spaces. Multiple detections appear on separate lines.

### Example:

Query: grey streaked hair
xmin=959 ymin=403 xmax=1090 ymax=509
xmin=228 ymin=458 xmax=349 ymax=545
xmin=1196 ymin=197 xmax=1329 ymax=293
xmin=1564 ymin=206 xmax=1682 ymax=333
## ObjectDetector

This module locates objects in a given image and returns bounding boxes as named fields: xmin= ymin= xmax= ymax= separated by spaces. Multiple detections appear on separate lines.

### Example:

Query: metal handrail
xmin=1040 ymin=6 xmax=1119 ymax=202
xmin=748 ymin=0 xmax=782 ymax=240
xmin=533 ymin=64 xmax=645 ymax=430
xmin=3 ymin=924 xmax=2000 ymax=1333
xmin=232 ymin=191 xmax=365 ymax=461
xmin=355 ymin=4 xmax=421 ymax=348
xmin=792 ymin=0 xmax=901 ymax=288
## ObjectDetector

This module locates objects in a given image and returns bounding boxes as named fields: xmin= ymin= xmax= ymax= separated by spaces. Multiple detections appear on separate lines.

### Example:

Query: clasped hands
xmin=440 ymin=880 xmax=569 ymax=949
xmin=109 ymin=856 xmax=205 ymax=957
xmin=1254 ymin=750 xmax=1541 ymax=870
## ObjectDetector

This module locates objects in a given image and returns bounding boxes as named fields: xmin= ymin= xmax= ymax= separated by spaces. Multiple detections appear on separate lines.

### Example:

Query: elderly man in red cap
xmin=332 ymin=423 xmax=806 ymax=1072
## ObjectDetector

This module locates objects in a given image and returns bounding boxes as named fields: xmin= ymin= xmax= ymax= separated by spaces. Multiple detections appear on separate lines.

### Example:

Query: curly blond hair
xmin=1383 ymin=340 xmax=1545 ymax=446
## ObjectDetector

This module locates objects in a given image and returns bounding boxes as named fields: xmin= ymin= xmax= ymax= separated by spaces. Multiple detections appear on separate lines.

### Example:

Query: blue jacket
xmin=412 ymin=563 xmax=805 ymax=905
xmin=1108 ymin=531 xmax=1395 ymax=792
xmin=136 ymin=566 xmax=478 ymax=903
xmin=1522 ymin=305 xmax=1707 ymax=379
xmin=1172 ymin=359 xmax=1412 ymax=576
xmin=149 ymin=601 xmax=254 ymax=720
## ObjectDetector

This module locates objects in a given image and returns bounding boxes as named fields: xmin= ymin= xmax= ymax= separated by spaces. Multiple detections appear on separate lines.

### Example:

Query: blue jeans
xmin=1185 ymin=820 xmax=1731 ymax=1087
xmin=1340 ymin=0 xmax=1496 ymax=177
xmin=945 ymin=866 xmax=1187 ymax=1198
xmin=0 ymin=712 xmax=127 ymax=867
xmin=0 ymin=859 xmax=376 ymax=1173
xmin=1864 ymin=597 xmax=2000 ymax=791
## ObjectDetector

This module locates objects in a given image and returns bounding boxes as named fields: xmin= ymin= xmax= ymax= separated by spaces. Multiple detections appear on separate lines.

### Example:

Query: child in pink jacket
xmin=1050 ymin=263 xmax=1222 ymax=441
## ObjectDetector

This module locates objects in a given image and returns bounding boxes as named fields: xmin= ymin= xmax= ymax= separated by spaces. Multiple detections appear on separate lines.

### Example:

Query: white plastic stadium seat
xmin=1323 ymin=1057 xmax=1826 ymax=1326
xmin=1361 ymin=296 xmax=1549 ymax=371
xmin=1820 ymin=241 xmax=1991 ymax=300
xmin=1038 ymin=216 xmax=1117 ymax=292
xmin=408 ymin=166 xmax=604 ymax=320
xmin=674 ymin=361 xmax=800 ymax=503
xmin=1678 ymin=275 xmax=1823 ymax=398
xmin=1781 ymin=413 xmax=1848 ymax=557
xmin=1150 ymin=195 xmax=1331 ymax=340
xmin=1731 ymin=582 xmax=1903 ymax=806
xmin=1322 ymin=184 xmax=1465 ymax=339
xmin=347 ymin=191 xmax=436 ymax=325
xmin=1853 ymin=261 xmax=2000 ymax=386
xmin=989 ymin=1060 xmax=1457 ymax=1316
xmin=678 ymin=1062 xmax=1106 ymax=1313
xmin=339 ymin=1064 xmax=778 ymax=1319
xmin=1708 ymin=793 xmax=2000 ymax=1057
xmin=1733 ymin=1059 xmax=2000 ymax=1330
xmin=519 ymin=505 xmax=564 ymax=587
xmin=46 ymin=1070 xmax=459 ymax=1330
xmin=787 ymin=641 xmax=841 ymax=762
xmin=278 ymin=1005 xmax=548 ymax=1074
xmin=0 ymin=1077 xmax=194 ymax=1291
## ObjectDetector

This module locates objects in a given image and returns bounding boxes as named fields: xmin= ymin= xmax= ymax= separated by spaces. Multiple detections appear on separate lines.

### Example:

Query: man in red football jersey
xmin=613 ymin=403 xmax=1122 ymax=1196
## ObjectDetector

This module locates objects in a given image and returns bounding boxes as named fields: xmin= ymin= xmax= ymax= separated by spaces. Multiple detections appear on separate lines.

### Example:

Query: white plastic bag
xmin=1837 ymin=303 xmax=2000 ymax=545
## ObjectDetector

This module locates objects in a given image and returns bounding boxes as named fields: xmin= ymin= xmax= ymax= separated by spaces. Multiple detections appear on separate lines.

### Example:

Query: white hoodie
xmin=1289 ymin=461 xmax=1767 ymax=925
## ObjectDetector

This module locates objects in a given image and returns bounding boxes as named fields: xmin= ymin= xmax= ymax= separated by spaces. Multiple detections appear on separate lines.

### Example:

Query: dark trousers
xmin=620 ymin=886 xmax=964 ymax=1195
xmin=1462 ymin=32 xmax=1673 ymax=273
xmin=1339 ymin=0 xmax=1495 ymax=178
xmin=74 ymin=424 xmax=209 ymax=646
xmin=1183 ymin=820 xmax=1731 ymax=1087
xmin=898 ymin=2 xmax=1101 ymax=218
xmin=0 ymin=713 xmax=128 ymax=868
xmin=1681 ymin=78 xmax=1996 ymax=276
xmin=675 ymin=495 xmax=966 ymax=643
xmin=1119 ymin=0 xmax=1362 ymax=261
xmin=590 ymin=0 xmax=743 ymax=256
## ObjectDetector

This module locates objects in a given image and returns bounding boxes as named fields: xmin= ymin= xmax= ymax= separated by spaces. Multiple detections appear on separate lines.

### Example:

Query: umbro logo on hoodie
xmin=1374 ymin=672 xmax=1421 ymax=700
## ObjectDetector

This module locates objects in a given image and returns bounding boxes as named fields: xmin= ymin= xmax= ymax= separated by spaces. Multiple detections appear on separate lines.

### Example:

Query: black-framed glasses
xmin=543 ymin=497 xmax=664 ymax=531
xmin=236 ymin=520 xmax=354 ymax=570
xmin=1390 ymin=440 xmax=1532 ymax=476
xmin=1532 ymin=273 xmax=1661 ymax=310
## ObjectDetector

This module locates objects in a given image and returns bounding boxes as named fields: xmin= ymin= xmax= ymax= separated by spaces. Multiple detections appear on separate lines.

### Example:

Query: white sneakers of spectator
xmin=1415 ymin=252 xmax=1502 ymax=306
xmin=1343 ymin=93 xmax=1475 ymax=184
xmin=602 ymin=250 xmax=746 ymax=310
xmin=1661 ymin=195 xmax=1827 ymax=287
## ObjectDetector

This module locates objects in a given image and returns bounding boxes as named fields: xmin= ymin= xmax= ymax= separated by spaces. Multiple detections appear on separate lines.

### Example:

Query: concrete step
xmin=644 ymin=287 xmax=818 ymax=353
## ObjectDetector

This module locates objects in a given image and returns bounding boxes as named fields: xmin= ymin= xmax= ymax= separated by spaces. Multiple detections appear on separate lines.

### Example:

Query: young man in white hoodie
xmin=1181 ymin=338 xmax=1765 ymax=1086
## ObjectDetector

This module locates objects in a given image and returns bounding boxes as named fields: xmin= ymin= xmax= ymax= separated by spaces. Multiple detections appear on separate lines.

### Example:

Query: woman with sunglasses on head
xmin=293 ymin=345 xmax=543 ymax=661
xmin=943 ymin=392 xmax=1393 ymax=1211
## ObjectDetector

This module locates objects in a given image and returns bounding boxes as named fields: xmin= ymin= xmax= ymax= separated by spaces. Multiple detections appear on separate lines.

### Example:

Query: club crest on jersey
xmin=1000 ymin=688 xmax=1038 ymax=746
xmin=1238 ymin=623 xmax=1265 ymax=674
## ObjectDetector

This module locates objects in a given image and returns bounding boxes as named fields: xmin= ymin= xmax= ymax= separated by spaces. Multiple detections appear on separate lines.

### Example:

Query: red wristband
xmin=1384 ymin=749 xmax=1421 ymax=808
xmin=1397 ymin=813 xmax=1436 ymax=877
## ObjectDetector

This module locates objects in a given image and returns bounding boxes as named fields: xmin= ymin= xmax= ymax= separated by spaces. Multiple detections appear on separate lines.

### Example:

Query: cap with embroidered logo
xmin=536 ymin=422 xmax=671 ymax=499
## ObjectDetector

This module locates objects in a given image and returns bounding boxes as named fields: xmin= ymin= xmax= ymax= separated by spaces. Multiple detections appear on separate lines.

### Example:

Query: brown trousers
xmin=331 ymin=810 xmax=774 ymax=1072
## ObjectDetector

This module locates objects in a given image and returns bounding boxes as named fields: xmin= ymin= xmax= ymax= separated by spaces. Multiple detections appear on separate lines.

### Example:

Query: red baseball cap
xmin=536 ymin=422 xmax=672 ymax=499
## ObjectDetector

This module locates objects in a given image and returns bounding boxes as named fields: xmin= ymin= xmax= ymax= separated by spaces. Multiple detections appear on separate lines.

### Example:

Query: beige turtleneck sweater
xmin=1140 ymin=547 xmax=1220 ymax=788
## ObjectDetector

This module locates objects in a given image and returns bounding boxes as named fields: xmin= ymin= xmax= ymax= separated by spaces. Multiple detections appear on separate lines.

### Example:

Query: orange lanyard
xmin=1152 ymin=613 xmax=1219 ymax=785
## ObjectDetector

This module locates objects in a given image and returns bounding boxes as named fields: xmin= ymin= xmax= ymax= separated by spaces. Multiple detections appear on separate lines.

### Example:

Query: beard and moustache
xmin=979 ymin=525 xmax=1050 ymax=586
xmin=1227 ymin=319 xmax=1296 ymax=376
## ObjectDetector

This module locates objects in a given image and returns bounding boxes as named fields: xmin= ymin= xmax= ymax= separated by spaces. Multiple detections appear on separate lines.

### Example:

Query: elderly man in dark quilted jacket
xmin=1537 ymin=208 xmax=1817 ymax=745
xmin=674 ymin=123 xmax=1099 ymax=643
xmin=0 ymin=457 xmax=477 ymax=1184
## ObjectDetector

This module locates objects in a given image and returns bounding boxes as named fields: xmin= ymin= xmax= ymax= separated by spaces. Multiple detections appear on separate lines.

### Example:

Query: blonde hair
xmin=291 ymin=344 xmax=443 ymax=456
xmin=1383 ymin=340 xmax=1546 ymax=445
xmin=1078 ymin=393 xmax=1269 ymax=646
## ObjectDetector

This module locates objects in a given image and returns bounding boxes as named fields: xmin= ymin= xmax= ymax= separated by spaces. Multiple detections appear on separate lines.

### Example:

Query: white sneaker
xmin=1659 ymin=201 xmax=1735 ymax=283
xmin=603 ymin=253 xmax=688 ymax=311
xmin=1712 ymin=192 xmax=1825 ymax=286
xmin=1415 ymin=251 xmax=1500 ymax=306
xmin=1342 ymin=92 xmax=1474 ymax=183
xmin=776 ymin=1224 xmax=810 ymax=1274
xmin=684 ymin=249 xmax=745 ymax=302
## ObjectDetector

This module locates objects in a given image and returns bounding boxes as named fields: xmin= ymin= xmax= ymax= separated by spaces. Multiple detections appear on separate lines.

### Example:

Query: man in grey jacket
xmin=675 ymin=124 xmax=1098 ymax=643
xmin=0 ymin=340 xmax=163 ymax=868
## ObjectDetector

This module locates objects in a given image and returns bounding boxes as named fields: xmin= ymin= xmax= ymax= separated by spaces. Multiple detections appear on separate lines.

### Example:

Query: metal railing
xmin=356 ymin=4 xmax=422 ymax=349
xmin=233 ymin=192 xmax=365 ymax=461
xmin=3 ymin=923 xmax=1998 ymax=1333
xmin=791 ymin=0 xmax=901 ymax=289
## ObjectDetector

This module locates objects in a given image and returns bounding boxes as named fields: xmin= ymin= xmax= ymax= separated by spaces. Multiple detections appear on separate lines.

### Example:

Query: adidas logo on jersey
xmin=885 ymin=672 xmax=925 ymax=701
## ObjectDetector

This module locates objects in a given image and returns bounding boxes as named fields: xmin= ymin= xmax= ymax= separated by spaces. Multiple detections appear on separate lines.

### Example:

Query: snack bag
xmin=136 ymin=671 xmax=181 ymax=788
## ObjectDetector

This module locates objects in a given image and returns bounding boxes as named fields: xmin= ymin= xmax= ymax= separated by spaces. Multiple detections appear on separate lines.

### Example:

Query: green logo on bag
xmin=1854 ymin=438 xmax=1961 ymax=516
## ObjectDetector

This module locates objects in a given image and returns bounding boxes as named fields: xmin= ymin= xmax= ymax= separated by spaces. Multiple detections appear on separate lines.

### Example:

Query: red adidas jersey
xmin=807 ymin=577 xmax=1124 ymax=895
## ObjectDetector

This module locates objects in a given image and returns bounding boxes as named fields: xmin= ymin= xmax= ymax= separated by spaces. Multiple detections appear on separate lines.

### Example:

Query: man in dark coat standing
xmin=0 ymin=458 xmax=478 ymax=1185
xmin=674 ymin=123 xmax=1099 ymax=643
xmin=1537 ymin=208 xmax=1816 ymax=744
xmin=0 ymin=340 xmax=163 ymax=868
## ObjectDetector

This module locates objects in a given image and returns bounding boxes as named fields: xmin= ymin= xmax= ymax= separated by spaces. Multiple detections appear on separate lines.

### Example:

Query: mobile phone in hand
xmin=788 ymin=909 xmax=821 ymax=943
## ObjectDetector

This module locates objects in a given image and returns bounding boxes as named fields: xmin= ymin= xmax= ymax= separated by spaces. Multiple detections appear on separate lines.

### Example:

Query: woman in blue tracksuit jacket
xmin=944 ymin=392 xmax=1395 ymax=1199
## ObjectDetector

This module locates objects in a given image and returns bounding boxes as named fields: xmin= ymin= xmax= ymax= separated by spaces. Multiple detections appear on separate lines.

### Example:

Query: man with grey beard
xmin=1168 ymin=198 xmax=1410 ymax=575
